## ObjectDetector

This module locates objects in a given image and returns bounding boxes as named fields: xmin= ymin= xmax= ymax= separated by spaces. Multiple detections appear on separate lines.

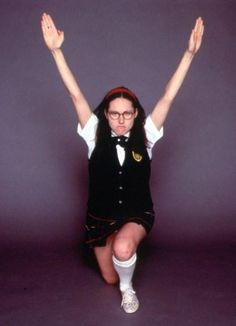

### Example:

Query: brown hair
xmin=94 ymin=86 xmax=148 ymax=152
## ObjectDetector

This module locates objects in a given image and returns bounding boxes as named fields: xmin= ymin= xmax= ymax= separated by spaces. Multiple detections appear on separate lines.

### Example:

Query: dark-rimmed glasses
xmin=107 ymin=111 xmax=135 ymax=120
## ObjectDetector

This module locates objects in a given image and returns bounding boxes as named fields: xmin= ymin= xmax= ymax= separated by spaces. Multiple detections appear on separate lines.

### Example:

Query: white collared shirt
xmin=77 ymin=113 xmax=163 ymax=165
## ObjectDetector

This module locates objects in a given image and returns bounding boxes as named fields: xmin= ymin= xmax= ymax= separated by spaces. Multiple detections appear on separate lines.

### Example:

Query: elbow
xmin=162 ymin=90 xmax=174 ymax=105
xmin=69 ymin=91 xmax=81 ymax=104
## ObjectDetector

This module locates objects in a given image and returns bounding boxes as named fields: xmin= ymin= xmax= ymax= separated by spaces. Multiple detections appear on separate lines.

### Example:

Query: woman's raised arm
xmin=41 ymin=13 xmax=92 ymax=128
xmin=150 ymin=17 xmax=205 ymax=130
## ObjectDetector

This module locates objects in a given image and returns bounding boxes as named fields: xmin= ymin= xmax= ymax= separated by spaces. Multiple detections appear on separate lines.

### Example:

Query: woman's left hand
xmin=188 ymin=17 xmax=204 ymax=55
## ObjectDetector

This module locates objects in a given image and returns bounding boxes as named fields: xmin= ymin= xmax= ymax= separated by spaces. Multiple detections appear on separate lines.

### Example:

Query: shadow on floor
xmin=1 ymin=243 xmax=235 ymax=326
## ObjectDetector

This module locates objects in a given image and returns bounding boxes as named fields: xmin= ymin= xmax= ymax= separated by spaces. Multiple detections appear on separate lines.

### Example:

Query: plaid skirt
xmin=85 ymin=210 xmax=155 ymax=248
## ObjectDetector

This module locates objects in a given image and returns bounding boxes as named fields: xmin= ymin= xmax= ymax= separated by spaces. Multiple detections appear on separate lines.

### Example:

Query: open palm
xmin=41 ymin=13 xmax=64 ymax=51
xmin=188 ymin=17 xmax=204 ymax=55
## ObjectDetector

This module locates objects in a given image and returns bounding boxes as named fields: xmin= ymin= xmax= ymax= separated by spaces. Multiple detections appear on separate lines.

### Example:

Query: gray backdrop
xmin=1 ymin=0 xmax=235 ymax=251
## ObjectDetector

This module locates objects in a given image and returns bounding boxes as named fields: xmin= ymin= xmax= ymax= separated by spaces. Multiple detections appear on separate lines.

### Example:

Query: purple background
xmin=1 ymin=0 xmax=235 ymax=251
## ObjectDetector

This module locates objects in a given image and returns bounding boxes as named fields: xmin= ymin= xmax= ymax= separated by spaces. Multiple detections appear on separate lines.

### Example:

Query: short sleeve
xmin=144 ymin=115 xmax=164 ymax=158
xmin=77 ymin=113 xmax=98 ymax=158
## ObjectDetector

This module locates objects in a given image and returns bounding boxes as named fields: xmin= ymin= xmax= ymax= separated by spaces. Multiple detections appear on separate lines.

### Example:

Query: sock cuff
xmin=112 ymin=253 xmax=137 ymax=268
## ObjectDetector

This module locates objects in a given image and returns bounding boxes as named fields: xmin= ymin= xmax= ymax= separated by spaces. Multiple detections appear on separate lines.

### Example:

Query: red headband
xmin=105 ymin=87 xmax=137 ymax=100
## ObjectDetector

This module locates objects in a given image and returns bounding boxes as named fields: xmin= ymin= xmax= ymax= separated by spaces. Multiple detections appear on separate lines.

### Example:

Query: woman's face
xmin=105 ymin=97 xmax=138 ymax=136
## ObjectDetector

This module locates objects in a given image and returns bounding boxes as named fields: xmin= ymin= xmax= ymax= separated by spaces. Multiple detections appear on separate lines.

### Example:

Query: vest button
xmin=118 ymin=171 xmax=122 ymax=175
xmin=118 ymin=200 xmax=123 ymax=204
xmin=119 ymin=186 xmax=123 ymax=190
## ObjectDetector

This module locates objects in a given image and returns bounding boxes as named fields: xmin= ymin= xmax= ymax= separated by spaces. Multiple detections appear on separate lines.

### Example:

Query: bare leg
xmin=112 ymin=223 xmax=147 ymax=313
xmin=94 ymin=234 xmax=119 ymax=285
xmin=112 ymin=222 xmax=147 ymax=261
xmin=93 ymin=222 xmax=146 ymax=284
xmin=93 ymin=223 xmax=147 ymax=313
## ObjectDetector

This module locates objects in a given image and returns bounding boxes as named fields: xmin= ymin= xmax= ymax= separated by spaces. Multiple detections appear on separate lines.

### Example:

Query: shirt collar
xmin=111 ymin=131 xmax=130 ymax=138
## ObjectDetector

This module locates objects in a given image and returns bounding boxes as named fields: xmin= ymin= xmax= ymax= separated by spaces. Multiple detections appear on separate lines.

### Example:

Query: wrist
xmin=185 ymin=49 xmax=195 ymax=60
xmin=51 ymin=48 xmax=62 ymax=57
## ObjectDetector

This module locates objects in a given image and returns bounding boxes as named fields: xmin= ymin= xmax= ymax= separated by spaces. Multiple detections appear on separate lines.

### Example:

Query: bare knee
xmin=113 ymin=237 xmax=136 ymax=261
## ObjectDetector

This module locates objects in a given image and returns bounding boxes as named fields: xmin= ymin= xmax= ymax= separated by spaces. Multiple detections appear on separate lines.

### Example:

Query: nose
xmin=118 ymin=114 xmax=125 ymax=123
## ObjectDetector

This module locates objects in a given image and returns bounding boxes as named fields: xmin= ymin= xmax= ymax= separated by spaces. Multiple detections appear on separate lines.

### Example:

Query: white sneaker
xmin=121 ymin=288 xmax=139 ymax=313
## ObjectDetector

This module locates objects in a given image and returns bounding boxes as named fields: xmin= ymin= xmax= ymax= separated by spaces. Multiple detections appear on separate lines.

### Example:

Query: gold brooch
xmin=132 ymin=151 xmax=143 ymax=162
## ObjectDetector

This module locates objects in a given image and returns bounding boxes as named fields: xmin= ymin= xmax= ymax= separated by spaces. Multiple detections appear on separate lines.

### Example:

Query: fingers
xmin=46 ymin=13 xmax=57 ymax=31
xmin=41 ymin=12 xmax=57 ymax=33
xmin=192 ymin=17 xmax=204 ymax=45
xmin=41 ymin=13 xmax=49 ymax=34
xmin=194 ymin=17 xmax=204 ymax=37
xmin=187 ymin=17 xmax=204 ymax=54
xmin=41 ymin=17 xmax=48 ymax=35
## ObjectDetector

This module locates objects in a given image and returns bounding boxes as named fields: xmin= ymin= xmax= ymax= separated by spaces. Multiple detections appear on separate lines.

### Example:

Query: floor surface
xmin=1 ymin=244 xmax=235 ymax=326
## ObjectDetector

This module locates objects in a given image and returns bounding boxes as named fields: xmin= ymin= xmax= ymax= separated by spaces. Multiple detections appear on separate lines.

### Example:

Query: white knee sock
xmin=112 ymin=253 xmax=137 ymax=292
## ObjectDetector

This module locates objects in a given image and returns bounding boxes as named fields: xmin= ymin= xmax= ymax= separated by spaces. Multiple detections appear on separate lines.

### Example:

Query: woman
xmin=41 ymin=13 xmax=204 ymax=313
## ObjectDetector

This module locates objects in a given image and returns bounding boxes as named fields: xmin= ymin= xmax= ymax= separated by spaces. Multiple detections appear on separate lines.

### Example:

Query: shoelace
xmin=121 ymin=289 xmax=137 ymax=307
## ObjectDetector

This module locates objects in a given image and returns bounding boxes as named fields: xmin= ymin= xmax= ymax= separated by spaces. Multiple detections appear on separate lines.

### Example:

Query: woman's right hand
xmin=41 ymin=13 xmax=64 ymax=51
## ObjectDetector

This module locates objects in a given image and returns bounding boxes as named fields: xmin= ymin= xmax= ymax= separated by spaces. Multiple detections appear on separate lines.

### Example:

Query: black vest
xmin=87 ymin=138 xmax=153 ymax=217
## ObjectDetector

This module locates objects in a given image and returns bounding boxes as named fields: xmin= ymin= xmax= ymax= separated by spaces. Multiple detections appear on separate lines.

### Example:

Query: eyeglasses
xmin=107 ymin=111 xmax=135 ymax=120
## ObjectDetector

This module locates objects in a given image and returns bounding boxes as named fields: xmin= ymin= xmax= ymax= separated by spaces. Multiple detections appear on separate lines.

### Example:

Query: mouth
xmin=115 ymin=126 xmax=126 ymax=135
xmin=117 ymin=126 xmax=125 ymax=131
